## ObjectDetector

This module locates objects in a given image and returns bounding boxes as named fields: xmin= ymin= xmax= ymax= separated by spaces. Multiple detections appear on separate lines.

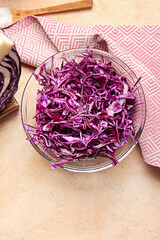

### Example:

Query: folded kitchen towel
xmin=3 ymin=16 xmax=160 ymax=167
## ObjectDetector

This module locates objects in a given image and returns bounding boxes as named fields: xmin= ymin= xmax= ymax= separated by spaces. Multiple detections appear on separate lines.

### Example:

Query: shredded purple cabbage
xmin=25 ymin=50 xmax=139 ymax=169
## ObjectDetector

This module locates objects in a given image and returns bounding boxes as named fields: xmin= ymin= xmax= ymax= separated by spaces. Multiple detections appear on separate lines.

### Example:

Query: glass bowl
xmin=21 ymin=48 xmax=146 ymax=173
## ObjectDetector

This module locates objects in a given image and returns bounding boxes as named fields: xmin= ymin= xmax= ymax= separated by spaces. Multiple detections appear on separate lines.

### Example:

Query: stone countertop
xmin=0 ymin=0 xmax=160 ymax=239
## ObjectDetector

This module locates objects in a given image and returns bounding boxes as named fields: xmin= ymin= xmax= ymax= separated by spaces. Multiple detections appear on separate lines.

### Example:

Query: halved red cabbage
xmin=25 ymin=50 xmax=140 ymax=169
xmin=0 ymin=45 xmax=21 ymax=112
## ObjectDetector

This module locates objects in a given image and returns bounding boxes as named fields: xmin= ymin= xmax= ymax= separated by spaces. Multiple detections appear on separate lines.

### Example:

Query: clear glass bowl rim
xmin=21 ymin=48 xmax=147 ymax=173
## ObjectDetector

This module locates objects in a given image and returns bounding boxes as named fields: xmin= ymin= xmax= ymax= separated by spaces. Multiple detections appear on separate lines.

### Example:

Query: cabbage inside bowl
xmin=21 ymin=48 xmax=146 ymax=173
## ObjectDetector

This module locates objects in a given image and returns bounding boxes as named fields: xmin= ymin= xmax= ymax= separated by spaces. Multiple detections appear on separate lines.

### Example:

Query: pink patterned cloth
xmin=4 ymin=16 xmax=160 ymax=167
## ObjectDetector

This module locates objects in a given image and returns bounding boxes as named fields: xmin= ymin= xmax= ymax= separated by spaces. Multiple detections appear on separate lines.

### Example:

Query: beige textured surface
xmin=42 ymin=0 xmax=160 ymax=25
xmin=0 ymin=1 xmax=160 ymax=239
